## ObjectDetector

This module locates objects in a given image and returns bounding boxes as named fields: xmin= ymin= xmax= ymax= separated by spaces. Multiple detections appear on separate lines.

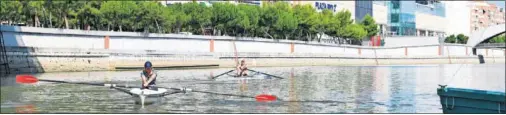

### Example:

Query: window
xmin=390 ymin=14 xmax=400 ymax=23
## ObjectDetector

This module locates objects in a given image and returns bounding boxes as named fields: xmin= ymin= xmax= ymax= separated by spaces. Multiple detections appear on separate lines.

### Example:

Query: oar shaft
xmin=247 ymin=69 xmax=284 ymax=79
xmin=38 ymin=79 xmax=104 ymax=86
xmin=211 ymin=69 xmax=235 ymax=79
xmin=157 ymin=87 xmax=257 ymax=99
xmin=38 ymin=79 xmax=136 ymax=88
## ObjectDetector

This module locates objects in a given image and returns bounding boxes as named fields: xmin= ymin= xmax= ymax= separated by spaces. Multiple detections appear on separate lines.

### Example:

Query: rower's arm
xmin=141 ymin=73 xmax=147 ymax=84
xmin=146 ymin=72 xmax=157 ymax=84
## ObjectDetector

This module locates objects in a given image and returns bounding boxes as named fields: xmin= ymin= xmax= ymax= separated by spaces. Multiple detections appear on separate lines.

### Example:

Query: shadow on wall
xmin=1 ymin=26 xmax=45 ymax=74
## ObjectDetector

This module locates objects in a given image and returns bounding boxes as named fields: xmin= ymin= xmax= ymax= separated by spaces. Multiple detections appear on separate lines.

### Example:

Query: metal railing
xmin=475 ymin=43 xmax=506 ymax=48
xmin=0 ymin=31 xmax=10 ymax=75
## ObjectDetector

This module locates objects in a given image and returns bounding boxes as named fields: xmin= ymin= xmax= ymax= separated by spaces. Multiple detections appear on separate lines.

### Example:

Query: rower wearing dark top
xmin=141 ymin=61 xmax=158 ymax=90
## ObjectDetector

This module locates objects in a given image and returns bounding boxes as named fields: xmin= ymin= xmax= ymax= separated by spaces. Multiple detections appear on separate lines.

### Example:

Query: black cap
xmin=144 ymin=61 xmax=152 ymax=68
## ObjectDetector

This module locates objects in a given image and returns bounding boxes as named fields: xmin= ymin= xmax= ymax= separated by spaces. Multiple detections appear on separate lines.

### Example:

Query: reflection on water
xmin=1 ymin=64 xmax=504 ymax=113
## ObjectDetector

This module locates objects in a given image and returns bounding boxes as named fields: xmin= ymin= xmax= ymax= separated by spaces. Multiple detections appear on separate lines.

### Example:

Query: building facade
xmin=469 ymin=1 xmax=505 ymax=33
xmin=387 ymin=0 xmax=446 ymax=37
xmin=373 ymin=1 xmax=389 ymax=36
xmin=355 ymin=0 xmax=373 ymax=22
xmin=443 ymin=1 xmax=471 ymax=36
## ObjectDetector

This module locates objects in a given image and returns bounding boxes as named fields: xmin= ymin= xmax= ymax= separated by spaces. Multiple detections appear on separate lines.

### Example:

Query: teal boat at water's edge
xmin=437 ymin=86 xmax=506 ymax=113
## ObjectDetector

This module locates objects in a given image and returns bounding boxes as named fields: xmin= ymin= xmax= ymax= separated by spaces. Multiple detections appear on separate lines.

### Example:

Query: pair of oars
xmin=15 ymin=75 xmax=279 ymax=102
xmin=211 ymin=69 xmax=284 ymax=79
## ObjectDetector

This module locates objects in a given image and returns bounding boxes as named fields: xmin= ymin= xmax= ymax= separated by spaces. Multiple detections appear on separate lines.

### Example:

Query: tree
xmin=137 ymin=1 xmax=164 ymax=33
xmin=445 ymin=35 xmax=457 ymax=43
xmin=293 ymin=4 xmax=318 ymax=41
xmin=456 ymin=34 xmax=468 ymax=44
xmin=169 ymin=3 xmax=190 ymax=33
xmin=444 ymin=34 xmax=469 ymax=44
xmin=22 ymin=1 xmax=44 ymax=27
xmin=1 ymin=1 xmax=23 ymax=25
xmin=309 ymin=9 xmax=334 ymax=42
xmin=188 ymin=2 xmax=212 ymax=35
xmin=76 ymin=1 xmax=102 ymax=30
xmin=237 ymin=4 xmax=261 ymax=37
xmin=335 ymin=10 xmax=354 ymax=39
xmin=52 ymin=0 xmax=81 ymax=29
xmin=344 ymin=24 xmax=367 ymax=41
xmin=100 ymin=1 xmax=120 ymax=31
xmin=274 ymin=11 xmax=298 ymax=40
xmin=489 ymin=33 xmax=505 ymax=43
xmin=259 ymin=2 xmax=279 ymax=39
xmin=100 ymin=1 xmax=137 ymax=31
xmin=359 ymin=14 xmax=378 ymax=38
xmin=161 ymin=7 xmax=176 ymax=33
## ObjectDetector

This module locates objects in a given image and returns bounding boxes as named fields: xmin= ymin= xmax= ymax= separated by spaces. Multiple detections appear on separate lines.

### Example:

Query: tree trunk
xmin=119 ymin=25 xmax=122 ymax=32
xmin=49 ymin=13 xmax=52 ymax=28
xmin=200 ymin=25 xmax=205 ymax=35
xmin=176 ymin=23 xmax=181 ymax=33
xmin=64 ymin=13 xmax=69 ymax=29
xmin=35 ymin=13 xmax=40 ymax=27
xmin=262 ymin=27 xmax=274 ymax=39
xmin=107 ymin=23 xmax=110 ymax=31
xmin=155 ymin=19 xmax=161 ymax=33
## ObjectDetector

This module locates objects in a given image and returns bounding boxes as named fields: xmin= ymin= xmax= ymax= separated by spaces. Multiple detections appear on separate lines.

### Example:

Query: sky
xmin=487 ymin=1 xmax=505 ymax=9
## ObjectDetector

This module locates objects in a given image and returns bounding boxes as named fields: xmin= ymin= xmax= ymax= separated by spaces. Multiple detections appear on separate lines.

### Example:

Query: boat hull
xmin=437 ymin=87 xmax=506 ymax=114
xmin=131 ymin=88 xmax=182 ymax=105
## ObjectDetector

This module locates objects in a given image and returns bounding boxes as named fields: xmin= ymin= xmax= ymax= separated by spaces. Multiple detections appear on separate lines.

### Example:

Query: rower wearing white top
xmin=141 ymin=61 xmax=158 ymax=90
xmin=236 ymin=59 xmax=248 ymax=77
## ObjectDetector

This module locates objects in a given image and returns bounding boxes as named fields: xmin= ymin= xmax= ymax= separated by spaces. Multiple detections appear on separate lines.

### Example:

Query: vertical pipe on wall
xmin=290 ymin=43 xmax=294 ymax=53
xmin=438 ymin=45 xmax=441 ymax=56
xmin=104 ymin=36 xmax=110 ymax=49
xmin=465 ymin=47 xmax=468 ymax=55
xmin=404 ymin=47 xmax=408 ymax=56
xmin=210 ymin=39 xmax=214 ymax=52
xmin=486 ymin=49 xmax=488 ymax=56
xmin=358 ymin=48 xmax=361 ymax=55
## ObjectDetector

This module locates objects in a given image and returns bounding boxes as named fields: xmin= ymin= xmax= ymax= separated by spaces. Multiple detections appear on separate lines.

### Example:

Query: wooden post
xmin=104 ymin=36 xmax=110 ymax=49
xmin=210 ymin=39 xmax=214 ymax=52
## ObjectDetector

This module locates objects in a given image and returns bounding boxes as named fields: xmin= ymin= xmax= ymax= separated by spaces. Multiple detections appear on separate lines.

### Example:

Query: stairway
xmin=0 ymin=31 xmax=10 ymax=75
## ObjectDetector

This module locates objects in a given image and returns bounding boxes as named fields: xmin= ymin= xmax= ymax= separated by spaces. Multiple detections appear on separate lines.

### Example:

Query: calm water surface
xmin=1 ymin=64 xmax=504 ymax=113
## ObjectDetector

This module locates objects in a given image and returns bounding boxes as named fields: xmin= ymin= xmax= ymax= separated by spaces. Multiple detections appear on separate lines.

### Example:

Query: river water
xmin=1 ymin=64 xmax=504 ymax=113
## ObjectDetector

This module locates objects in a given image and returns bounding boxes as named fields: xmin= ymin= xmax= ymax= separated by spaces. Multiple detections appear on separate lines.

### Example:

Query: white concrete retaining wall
xmin=2 ymin=26 xmax=504 ymax=58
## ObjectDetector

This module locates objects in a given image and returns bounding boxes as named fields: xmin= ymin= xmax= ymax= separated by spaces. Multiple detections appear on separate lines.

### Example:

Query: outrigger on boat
xmin=112 ymin=87 xmax=184 ymax=105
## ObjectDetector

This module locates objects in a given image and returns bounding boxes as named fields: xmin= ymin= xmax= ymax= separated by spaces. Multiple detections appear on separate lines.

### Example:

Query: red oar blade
xmin=16 ymin=75 xmax=38 ymax=84
xmin=255 ymin=94 xmax=277 ymax=102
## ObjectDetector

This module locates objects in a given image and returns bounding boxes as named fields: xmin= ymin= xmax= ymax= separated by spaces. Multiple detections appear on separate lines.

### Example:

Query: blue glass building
xmin=387 ymin=0 xmax=446 ymax=36
xmin=355 ymin=1 xmax=373 ymax=22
